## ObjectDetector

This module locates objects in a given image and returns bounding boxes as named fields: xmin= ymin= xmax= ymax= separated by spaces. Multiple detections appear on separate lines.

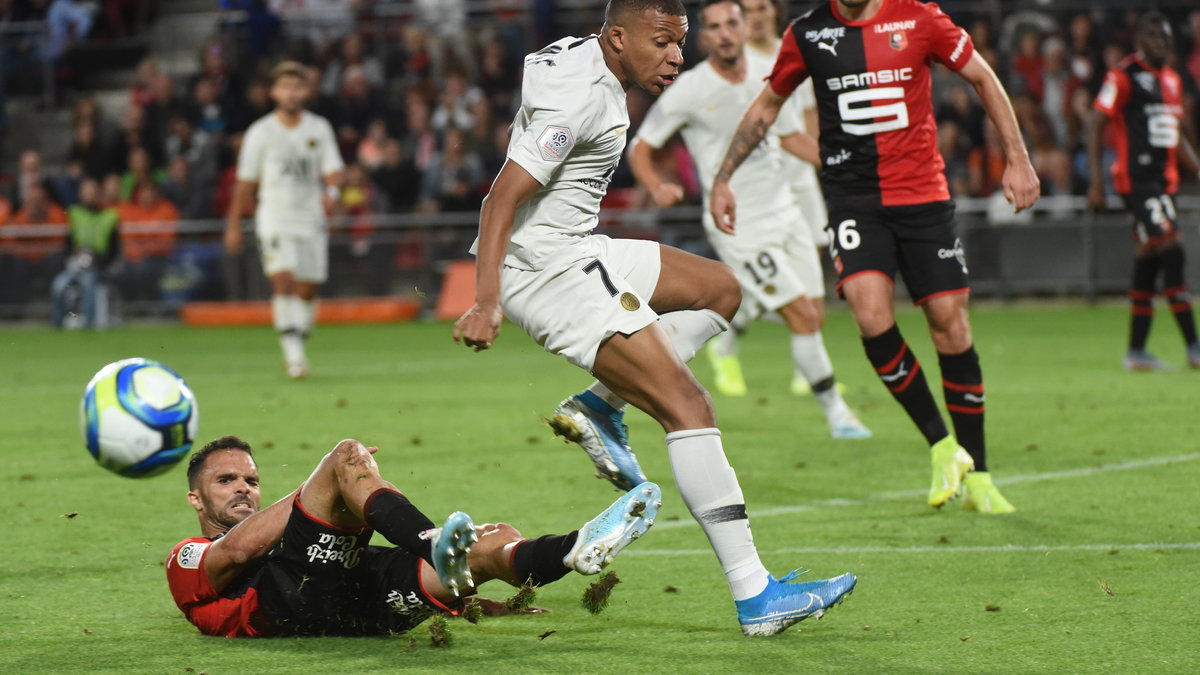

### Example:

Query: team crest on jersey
xmin=537 ymin=125 xmax=574 ymax=162
xmin=1134 ymin=72 xmax=1157 ymax=93
xmin=805 ymin=26 xmax=844 ymax=57
xmin=889 ymin=31 xmax=908 ymax=51
xmin=308 ymin=138 xmax=318 ymax=148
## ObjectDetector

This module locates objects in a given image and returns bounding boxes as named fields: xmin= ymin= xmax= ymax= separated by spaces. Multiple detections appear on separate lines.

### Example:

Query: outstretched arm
xmin=957 ymin=52 xmax=1040 ymax=211
xmin=627 ymin=138 xmax=683 ymax=208
xmin=710 ymin=85 xmax=788 ymax=233
xmin=453 ymin=160 xmax=542 ymax=351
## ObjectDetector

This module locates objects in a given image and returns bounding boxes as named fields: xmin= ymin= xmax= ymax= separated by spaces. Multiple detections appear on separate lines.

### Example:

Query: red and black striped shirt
xmin=767 ymin=0 xmax=973 ymax=206
xmin=1093 ymin=55 xmax=1183 ymax=196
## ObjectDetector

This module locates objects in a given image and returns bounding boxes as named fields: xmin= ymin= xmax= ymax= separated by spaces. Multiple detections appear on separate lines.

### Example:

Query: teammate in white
xmin=628 ymin=0 xmax=869 ymax=439
xmin=453 ymin=0 xmax=854 ymax=636
xmin=225 ymin=61 xmax=344 ymax=379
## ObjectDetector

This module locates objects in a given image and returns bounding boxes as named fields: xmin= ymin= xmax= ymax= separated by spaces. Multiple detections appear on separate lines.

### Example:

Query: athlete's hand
xmin=650 ymin=183 xmax=684 ymax=208
xmin=454 ymin=302 xmax=503 ymax=352
xmin=710 ymin=181 xmax=737 ymax=234
xmin=224 ymin=223 xmax=244 ymax=254
xmin=1086 ymin=181 xmax=1106 ymax=211
xmin=1002 ymin=159 xmax=1040 ymax=213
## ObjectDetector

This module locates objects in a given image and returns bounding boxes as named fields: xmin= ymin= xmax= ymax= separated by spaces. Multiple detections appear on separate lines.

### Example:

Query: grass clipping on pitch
xmin=581 ymin=571 xmax=620 ymax=615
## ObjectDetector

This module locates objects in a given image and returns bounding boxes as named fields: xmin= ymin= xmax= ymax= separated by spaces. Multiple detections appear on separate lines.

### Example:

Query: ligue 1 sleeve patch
xmin=537 ymin=125 xmax=574 ymax=162
xmin=177 ymin=542 xmax=209 ymax=570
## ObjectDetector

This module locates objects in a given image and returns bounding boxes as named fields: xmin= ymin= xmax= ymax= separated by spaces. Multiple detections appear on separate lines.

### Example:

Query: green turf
xmin=2 ymin=303 xmax=1197 ymax=673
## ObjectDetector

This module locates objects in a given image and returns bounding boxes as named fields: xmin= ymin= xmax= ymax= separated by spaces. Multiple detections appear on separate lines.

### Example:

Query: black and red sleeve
xmin=767 ymin=22 xmax=809 ymax=98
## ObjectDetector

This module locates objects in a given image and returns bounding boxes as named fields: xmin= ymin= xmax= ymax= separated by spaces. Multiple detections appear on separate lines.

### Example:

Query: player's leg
xmin=592 ymin=325 xmax=854 ymax=634
xmin=261 ymin=232 xmax=309 ymax=378
xmin=1154 ymin=200 xmax=1199 ymax=364
xmin=552 ymin=242 xmax=737 ymax=490
xmin=901 ymin=202 xmax=1012 ymax=513
xmin=706 ymin=298 xmax=757 ymax=397
xmin=1122 ymin=195 xmax=1175 ymax=370
xmin=777 ymin=296 xmax=870 ymax=439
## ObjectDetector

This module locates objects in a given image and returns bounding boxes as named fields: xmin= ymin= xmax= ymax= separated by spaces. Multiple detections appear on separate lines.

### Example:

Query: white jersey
xmin=782 ymin=79 xmax=819 ymax=192
xmin=237 ymin=111 xmax=344 ymax=236
xmin=472 ymin=35 xmax=629 ymax=271
xmin=636 ymin=49 xmax=803 ymax=230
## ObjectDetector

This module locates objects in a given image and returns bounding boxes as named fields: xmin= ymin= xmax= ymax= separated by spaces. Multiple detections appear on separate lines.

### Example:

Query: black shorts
xmin=253 ymin=500 xmax=455 ymax=636
xmin=824 ymin=199 xmax=969 ymax=305
xmin=1122 ymin=193 xmax=1179 ymax=246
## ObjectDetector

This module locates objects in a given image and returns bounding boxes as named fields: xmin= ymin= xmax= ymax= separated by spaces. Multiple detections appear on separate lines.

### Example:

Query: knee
xmin=928 ymin=315 xmax=972 ymax=353
xmin=327 ymin=438 xmax=377 ymax=476
xmin=710 ymin=264 xmax=742 ymax=320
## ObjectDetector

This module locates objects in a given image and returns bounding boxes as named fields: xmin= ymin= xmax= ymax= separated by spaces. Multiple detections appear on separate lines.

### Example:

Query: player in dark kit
xmin=711 ymin=0 xmax=1040 ymax=513
xmin=166 ymin=436 xmax=660 ymax=637
xmin=1088 ymin=12 xmax=1200 ymax=371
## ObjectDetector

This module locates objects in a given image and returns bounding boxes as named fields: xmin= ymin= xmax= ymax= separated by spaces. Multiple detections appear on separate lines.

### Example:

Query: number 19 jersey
xmin=766 ymin=0 xmax=974 ymax=206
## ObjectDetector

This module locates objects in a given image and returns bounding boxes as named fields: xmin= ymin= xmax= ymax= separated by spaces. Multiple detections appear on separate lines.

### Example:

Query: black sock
xmin=363 ymin=489 xmax=436 ymax=564
xmin=1129 ymin=254 xmax=1159 ymax=351
xmin=1160 ymin=246 xmax=1198 ymax=346
xmin=862 ymin=324 xmax=949 ymax=445
xmin=938 ymin=346 xmax=987 ymax=472
xmin=511 ymin=532 xmax=579 ymax=586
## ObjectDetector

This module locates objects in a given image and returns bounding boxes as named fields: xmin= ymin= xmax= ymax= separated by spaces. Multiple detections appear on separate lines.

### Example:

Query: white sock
xmin=297 ymin=298 xmax=316 ymax=337
xmin=271 ymin=295 xmax=294 ymax=333
xmin=666 ymin=427 xmax=769 ymax=601
xmin=659 ymin=308 xmax=730 ymax=363
xmin=584 ymin=309 xmax=730 ymax=411
xmin=790 ymin=331 xmax=834 ymax=385
xmin=712 ymin=327 xmax=739 ymax=358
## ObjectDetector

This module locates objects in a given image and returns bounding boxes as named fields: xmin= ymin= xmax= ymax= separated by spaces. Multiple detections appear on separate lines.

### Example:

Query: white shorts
xmin=500 ymin=235 xmax=661 ymax=371
xmin=708 ymin=207 xmax=824 ymax=314
xmin=792 ymin=182 xmax=830 ymax=247
xmin=258 ymin=231 xmax=328 ymax=283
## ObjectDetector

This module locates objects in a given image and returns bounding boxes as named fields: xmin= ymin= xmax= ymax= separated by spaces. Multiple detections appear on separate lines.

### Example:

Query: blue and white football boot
xmin=549 ymin=391 xmax=648 ymax=491
xmin=565 ymin=482 xmax=662 ymax=575
xmin=735 ymin=570 xmax=856 ymax=636
xmin=424 ymin=511 xmax=478 ymax=597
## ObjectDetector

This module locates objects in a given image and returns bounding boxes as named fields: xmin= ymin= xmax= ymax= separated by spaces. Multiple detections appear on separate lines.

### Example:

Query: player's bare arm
xmin=1085 ymin=109 xmax=1109 ymax=210
xmin=453 ymin=160 xmax=542 ymax=351
xmin=779 ymin=130 xmax=820 ymax=167
xmin=957 ymin=52 xmax=1040 ymax=212
xmin=628 ymin=138 xmax=683 ymax=208
xmin=711 ymin=84 xmax=787 ymax=233
xmin=224 ymin=179 xmax=257 ymax=253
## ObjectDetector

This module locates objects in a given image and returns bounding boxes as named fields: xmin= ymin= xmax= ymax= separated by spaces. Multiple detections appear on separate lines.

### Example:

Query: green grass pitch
xmin=2 ymin=303 xmax=1197 ymax=673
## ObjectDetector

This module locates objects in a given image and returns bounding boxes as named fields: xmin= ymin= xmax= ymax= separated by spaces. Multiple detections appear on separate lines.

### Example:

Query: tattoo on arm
xmin=715 ymin=118 xmax=769 ymax=183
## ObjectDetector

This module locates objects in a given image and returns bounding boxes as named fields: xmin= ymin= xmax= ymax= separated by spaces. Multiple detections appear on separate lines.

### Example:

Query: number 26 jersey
xmin=767 ymin=0 xmax=974 ymax=206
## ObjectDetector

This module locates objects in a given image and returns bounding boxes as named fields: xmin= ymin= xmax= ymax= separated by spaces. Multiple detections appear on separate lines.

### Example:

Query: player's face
xmin=838 ymin=0 xmax=873 ymax=9
xmin=701 ymin=2 xmax=747 ymax=65
xmin=618 ymin=10 xmax=688 ymax=95
xmin=1138 ymin=21 xmax=1172 ymax=68
xmin=743 ymin=0 xmax=777 ymax=43
xmin=270 ymin=74 xmax=308 ymax=115
xmin=190 ymin=450 xmax=261 ymax=532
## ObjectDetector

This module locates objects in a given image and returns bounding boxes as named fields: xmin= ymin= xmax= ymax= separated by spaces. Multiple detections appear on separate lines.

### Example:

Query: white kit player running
xmin=453 ymin=0 xmax=854 ymax=636
xmin=628 ymin=0 xmax=869 ymax=439
xmin=225 ymin=61 xmax=344 ymax=379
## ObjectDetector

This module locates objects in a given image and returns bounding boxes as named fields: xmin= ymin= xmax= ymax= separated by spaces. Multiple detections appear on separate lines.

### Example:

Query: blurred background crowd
xmin=0 ymin=0 xmax=1198 ymax=321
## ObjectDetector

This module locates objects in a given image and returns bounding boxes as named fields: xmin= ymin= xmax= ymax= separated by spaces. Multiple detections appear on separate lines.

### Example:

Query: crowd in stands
xmin=0 ymin=2 xmax=1199 ymax=320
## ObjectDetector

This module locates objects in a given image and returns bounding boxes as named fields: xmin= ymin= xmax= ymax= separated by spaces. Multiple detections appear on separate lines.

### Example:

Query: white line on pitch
xmin=625 ymin=542 xmax=1200 ymax=557
xmin=653 ymin=452 xmax=1200 ymax=530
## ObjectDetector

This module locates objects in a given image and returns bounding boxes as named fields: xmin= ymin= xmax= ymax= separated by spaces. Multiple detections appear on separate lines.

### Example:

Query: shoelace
xmin=777 ymin=568 xmax=812 ymax=584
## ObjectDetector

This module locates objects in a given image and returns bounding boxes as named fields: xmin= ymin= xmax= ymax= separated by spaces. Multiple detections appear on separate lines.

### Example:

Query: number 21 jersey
xmin=766 ymin=0 xmax=974 ymax=206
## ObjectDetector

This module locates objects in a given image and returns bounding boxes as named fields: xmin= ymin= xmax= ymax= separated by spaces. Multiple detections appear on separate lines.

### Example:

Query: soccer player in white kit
xmin=628 ymin=0 xmax=869 ymax=439
xmin=453 ymin=0 xmax=854 ymax=636
xmin=225 ymin=61 xmax=344 ymax=379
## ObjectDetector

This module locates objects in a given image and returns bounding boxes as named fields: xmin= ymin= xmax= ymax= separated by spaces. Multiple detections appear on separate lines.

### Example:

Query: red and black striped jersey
xmin=767 ymin=0 xmax=973 ymax=206
xmin=1093 ymin=55 xmax=1183 ymax=196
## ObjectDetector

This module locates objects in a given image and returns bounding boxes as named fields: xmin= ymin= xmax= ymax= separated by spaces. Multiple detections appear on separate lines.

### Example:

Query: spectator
xmin=51 ymin=177 xmax=120 ymax=328
xmin=418 ymin=126 xmax=483 ymax=213
xmin=320 ymin=31 xmax=385 ymax=98
xmin=164 ymin=113 xmax=217 ymax=181
xmin=115 ymin=182 xmax=178 ymax=306
xmin=129 ymin=57 xmax=159 ymax=108
xmin=401 ymin=88 xmax=438 ymax=173
xmin=119 ymin=147 xmax=164 ymax=202
xmin=11 ymin=150 xmax=59 ymax=211
xmin=68 ymin=119 xmax=111 ymax=179
xmin=356 ymin=118 xmax=389 ymax=170
xmin=370 ymin=138 xmax=421 ymax=213
xmin=230 ymin=79 xmax=271 ymax=133
xmin=477 ymin=37 xmax=518 ymax=115
xmin=332 ymin=65 xmax=387 ymax=153
xmin=143 ymin=71 xmax=186 ymax=157
xmin=1 ymin=184 xmax=67 ymax=316
xmin=190 ymin=40 xmax=243 ymax=108
xmin=938 ymin=119 xmax=971 ymax=198
xmin=1068 ymin=13 xmax=1102 ymax=95
xmin=430 ymin=69 xmax=482 ymax=133
xmin=1041 ymin=38 xmax=1070 ymax=145
xmin=42 ymin=0 xmax=96 ymax=64
xmin=1009 ymin=30 xmax=1045 ymax=100
xmin=190 ymin=77 xmax=231 ymax=136
xmin=161 ymin=156 xmax=214 ymax=219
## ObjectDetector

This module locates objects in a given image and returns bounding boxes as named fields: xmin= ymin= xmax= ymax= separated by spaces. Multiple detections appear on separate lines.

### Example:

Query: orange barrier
xmin=181 ymin=297 xmax=421 ymax=326
xmin=435 ymin=260 xmax=477 ymax=321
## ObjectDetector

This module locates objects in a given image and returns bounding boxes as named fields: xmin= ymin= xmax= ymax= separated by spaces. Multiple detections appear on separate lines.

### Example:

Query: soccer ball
xmin=80 ymin=358 xmax=199 ymax=478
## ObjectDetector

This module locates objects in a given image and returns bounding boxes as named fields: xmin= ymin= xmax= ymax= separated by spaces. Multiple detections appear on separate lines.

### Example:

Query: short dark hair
xmin=702 ymin=0 xmax=743 ymax=9
xmin=1138 ymin=11 xmax=1169 ymax=35
xmin=187 ymin=436 xmax=253 ymax=489
xmin=606 ymin=0 xmax=686 ymax=24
